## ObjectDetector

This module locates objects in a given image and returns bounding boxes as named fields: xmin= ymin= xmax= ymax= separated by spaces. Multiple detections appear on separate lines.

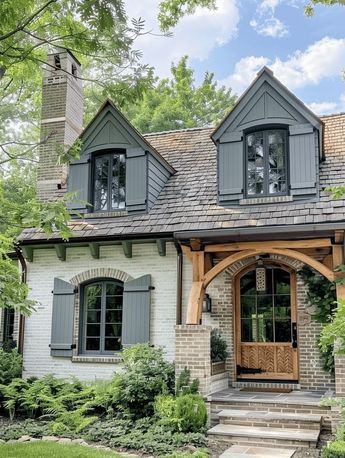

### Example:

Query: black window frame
xmin=80 ymin=278 xmax=124 ymax=355
xmin=3 ymin=308 xmax=15 ymax=343
xmin=92 ymin=149 xmax=126 ymax=213
xmin=245 ymin=128 xmax=288 ymax=198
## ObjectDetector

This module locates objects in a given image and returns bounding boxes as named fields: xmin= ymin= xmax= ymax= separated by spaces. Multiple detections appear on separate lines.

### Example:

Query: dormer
xmin=212 ymin=67 xmax=323 ymax=206
xmin=67 ymin=100 xmax=175 ymax=215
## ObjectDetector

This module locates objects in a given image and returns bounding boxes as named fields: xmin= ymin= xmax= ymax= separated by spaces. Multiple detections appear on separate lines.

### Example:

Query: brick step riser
xmin=219 ymin=418 xmax=321 ymax=430
xmin=208 ymin=434 xmax=316 ymax=449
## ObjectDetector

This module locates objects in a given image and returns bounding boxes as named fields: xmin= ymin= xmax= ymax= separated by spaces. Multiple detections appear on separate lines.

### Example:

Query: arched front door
xmin=235 ymin=264 xmax=299 ymax=381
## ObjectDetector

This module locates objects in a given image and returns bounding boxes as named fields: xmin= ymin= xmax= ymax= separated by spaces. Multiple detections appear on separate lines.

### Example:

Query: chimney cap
xmin=48 ymin=47 xmax=81 ymax=67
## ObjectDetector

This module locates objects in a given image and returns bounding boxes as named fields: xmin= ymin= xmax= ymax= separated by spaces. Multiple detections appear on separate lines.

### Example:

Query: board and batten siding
xmin=218 ymin=134 xmax=244 ymax=205
xmin=147 ymin=155 xmax=171 ymax=209
xmin=22 ymin=243 xmax=177 ymax=381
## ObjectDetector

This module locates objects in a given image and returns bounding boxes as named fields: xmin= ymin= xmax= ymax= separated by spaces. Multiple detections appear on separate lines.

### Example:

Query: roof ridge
xmin=143 ymin=126 xmax=214 ymax=136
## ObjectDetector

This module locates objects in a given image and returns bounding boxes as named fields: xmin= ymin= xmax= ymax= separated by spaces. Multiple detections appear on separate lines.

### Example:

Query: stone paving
xmin=220 ymin=445 xmax=295 ymax=458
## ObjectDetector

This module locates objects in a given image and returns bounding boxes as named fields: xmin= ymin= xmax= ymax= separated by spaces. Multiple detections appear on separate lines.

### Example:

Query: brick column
xmin=175 ymin=325 xmax=212 ymax=395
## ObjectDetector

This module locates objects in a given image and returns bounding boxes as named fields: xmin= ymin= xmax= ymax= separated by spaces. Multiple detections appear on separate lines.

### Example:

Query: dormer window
xmin=93 ymin=151 xmax=126 ymax=212
xmin=246 ymin=129 xmax=287 ymax=197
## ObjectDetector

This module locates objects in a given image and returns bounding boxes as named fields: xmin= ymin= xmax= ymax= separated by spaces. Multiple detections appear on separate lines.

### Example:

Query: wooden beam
xmin=186 ymin=281 xmax=204 ymax=324
xmin=156 ymin=239 xmax=166 ymax=257
xmin=181 ymin=245 xmax=193 ymax=262
xmin=204 ymin=239 xmax=332 ymax=253
xmin=333 ymin=245 xmax=345 ymax=300
xmin=54 ymin=244 xmax=66 ymax=261
xmin=190 ymin=238 xmax=202 ymax=251
xmin=335 ymin=230 xmax=344 ymax=244
xmin=323 ymin=254 xmax=333 ymax=270
xmin=203 ymin=247 xmax=336 ymax=288
xmin=21 ymin=246 xmax=33 ymax=262
xmin=192 ymin=251 xmax=205 ymax=281
xmin=204 ymin=253 xmax=213 ymax=274
xmin=89 ymin=243 xmax=100 ymax=259
xmin=122 ymin=241 xmax=132 ymax=258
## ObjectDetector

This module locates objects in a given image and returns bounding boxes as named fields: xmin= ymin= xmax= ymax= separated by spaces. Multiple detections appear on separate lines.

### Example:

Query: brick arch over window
xmin=224 ymin=254 xmax=303 ymax=278
xmin=69 ymin=268 xmax=133 ymax=286
xmin=69 ymin=268 xmax=132 ymax=356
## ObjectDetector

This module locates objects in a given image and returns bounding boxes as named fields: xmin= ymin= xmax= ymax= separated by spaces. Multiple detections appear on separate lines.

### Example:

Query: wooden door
xmin=235 ymin=265 xmax=299 ymax=381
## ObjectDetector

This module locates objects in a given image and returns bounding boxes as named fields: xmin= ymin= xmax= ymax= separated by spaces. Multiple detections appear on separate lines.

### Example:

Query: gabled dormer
xmin=212 ymin=67 xmax=323 ymax=206
xmin=68 ymin=100 xmax=175 ymax=214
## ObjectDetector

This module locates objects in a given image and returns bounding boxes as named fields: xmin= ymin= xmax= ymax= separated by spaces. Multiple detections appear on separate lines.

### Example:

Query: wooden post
xmin=332 ymin=244 xmax=345 ymax=397
xmin=186 ymin=251 xmax=205 ymax=324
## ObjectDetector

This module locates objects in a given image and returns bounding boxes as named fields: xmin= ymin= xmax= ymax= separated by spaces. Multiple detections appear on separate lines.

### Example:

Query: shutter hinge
xmin=149 ymin=286 xmax=155 ymax=290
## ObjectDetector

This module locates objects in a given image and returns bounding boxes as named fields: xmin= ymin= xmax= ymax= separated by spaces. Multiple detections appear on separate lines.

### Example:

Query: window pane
xmin=257 ymin=296 xmax=273 ymax=318
xmin=105 ymin=338 xmax=121 ymax=351
xmin=257 ymin=319 xmax=274 ymax=342
xmin=106 ymin=310 xmax=122 ymax=322
xmin=86 ymin=338 xmax=100 ymax=351
xmin=247 ymin=132 xmax=264 ymax=196
xmin=106 ymin=296 xmax=123 ymax=309
xmin=275 ymin=320 xmax=292 ymax=342
xmin=274 ymin=269 xmax=290 ymax=294
xmin=241 ymin=318 xmax=257 ymax=342
xmin=87 ymin=296 xmax=101 ymax=310
xmin=106 ymin=283 xmax=123 ymax=296
xmin=105 ymin=323 xmax=122 ymax=337
xmin=111 ymin=153 xmax=126 ymax=210
xmin=87 ymin=311 xmax=101 ymax=323
xmin=94 ymin=156 xmax=109 ymax=211
xmin=87 ymin=324 xmax=100 ymax=337
xmin=118 ymin=154 xmax=126 ymax=209
xmin=268 ymin=131 xmax=286 ymax=195
xmin=241 ymin=296 xmax=256 ymax=318
xmin=240 ymin=270 xmax=256 ymax=296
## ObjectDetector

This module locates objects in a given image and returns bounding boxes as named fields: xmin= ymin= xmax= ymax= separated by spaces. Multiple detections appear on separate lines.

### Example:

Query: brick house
xmin=5 ymin=49 xmax=345 ymax=401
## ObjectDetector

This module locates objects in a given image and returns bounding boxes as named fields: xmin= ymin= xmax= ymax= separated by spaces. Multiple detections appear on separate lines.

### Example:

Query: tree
xmin=125 ymin=56 xmax=236 ymax=133
xmin=305 ymin=1 xmax=345 ymax=16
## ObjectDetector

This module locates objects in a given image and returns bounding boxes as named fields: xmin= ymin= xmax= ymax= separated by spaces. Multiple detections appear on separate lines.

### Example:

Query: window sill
xmin=83 ymin=211 xmax=128 ymax=219
xmin=239 ymin=196 xmax=293 ymax=206
xmin=72 ymin=355 xmax=122 ymax=364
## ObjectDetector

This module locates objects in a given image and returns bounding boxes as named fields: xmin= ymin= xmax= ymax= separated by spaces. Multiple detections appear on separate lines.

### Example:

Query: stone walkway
xmin=220 ymin=445 xmax=295 ymax=458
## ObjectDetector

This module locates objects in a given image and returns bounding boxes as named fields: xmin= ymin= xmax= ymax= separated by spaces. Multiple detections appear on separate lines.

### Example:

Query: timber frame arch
xmin=182 ymin=236 xmax=344 ymax=325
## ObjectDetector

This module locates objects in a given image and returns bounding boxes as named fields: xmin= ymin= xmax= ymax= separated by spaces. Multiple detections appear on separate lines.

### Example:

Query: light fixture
xmin=202 ymin=294 xmax=212 ymax=313
xmin=256 ymin=261 xmax=267 ymax=292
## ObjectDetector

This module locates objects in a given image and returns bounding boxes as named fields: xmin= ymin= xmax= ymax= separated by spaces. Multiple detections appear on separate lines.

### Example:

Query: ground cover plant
xmin=0 ymin=441 xmax=122 ymax=458
xmin=0 ymin=344 xmax=208 ymax=456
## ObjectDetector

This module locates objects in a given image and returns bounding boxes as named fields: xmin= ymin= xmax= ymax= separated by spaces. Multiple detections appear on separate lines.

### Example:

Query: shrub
xmin=155 ymin=394 xmax=207 ymax=433
xmin=210 ymin=330 xmax=228 ymax=362
xmin=112 ymin=343 xmax=175 ymax=418
xmin=175 ymin=368 xmax=199 ymax=396
xmin=163 ymin=451 xmax=209 ymax=458
xmin=0 ymin=419 xmax=51 ymax=441
xmin=321 ymin=440 xmax=345 ymax=458
xmin=0 ymin=348 xmax=22 ymax=384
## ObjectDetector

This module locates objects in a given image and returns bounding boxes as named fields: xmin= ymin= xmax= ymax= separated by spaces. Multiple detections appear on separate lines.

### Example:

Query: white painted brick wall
xmin=23 ymin=242 xmax=177 ymax=381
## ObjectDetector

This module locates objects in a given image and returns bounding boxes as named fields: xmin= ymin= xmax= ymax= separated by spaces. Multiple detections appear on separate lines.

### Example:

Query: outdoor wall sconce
xmin=202 ymin=293 xmax=212 ymax=313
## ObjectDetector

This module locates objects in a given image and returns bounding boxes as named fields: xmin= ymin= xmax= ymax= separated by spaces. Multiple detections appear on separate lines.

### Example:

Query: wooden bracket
xmin=89 ymin=242 xmax=100 ymax=259
xmin=156 ymin=239 xmax=166 ymax=257
xmin=54 ymin=244 xmax=66 ymax=261
xmin=122 ymin=241 xmax=132 ymax=258
xmin=21 ymin=246 xmax=33 ymax=262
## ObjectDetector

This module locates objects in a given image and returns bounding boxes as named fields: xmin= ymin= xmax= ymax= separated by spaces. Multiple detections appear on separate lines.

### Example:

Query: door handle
xmin=292 ymin=322 xmax=298 ymax=348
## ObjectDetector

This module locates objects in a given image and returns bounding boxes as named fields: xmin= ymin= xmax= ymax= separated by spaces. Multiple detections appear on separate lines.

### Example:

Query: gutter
xmin=174 ymin=242 xmax=183 ymax=325
xmin=174 ymin=222 xmax=345 ymax=243
xmin=15 ymin=247 xmax=27 ymax=355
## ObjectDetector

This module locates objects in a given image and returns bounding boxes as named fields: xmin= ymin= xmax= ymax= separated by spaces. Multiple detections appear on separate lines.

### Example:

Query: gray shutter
xmin=50 ymin=278 xmax=76 ymax=357
xmin=289 ymin=125 xmax=317 ymax=197
xmin=122 ymin=275 xmax=152 ymax=347
xmin=218 ymin=132 xmax=243 ymax=204
xmin=125 ymin=148 xmax=147 ymax=212
xmin=67 ymin=154 xmax=91 ymax=213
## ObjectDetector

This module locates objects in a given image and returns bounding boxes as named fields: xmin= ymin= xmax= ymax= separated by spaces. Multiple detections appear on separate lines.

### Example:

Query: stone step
xmin=218 ymin=408 xmax=322 ymax=430
xmin=220 ymin=445 xmax=295 ymax=458
xmin=207 ymin=423 xmax=319 ymax=449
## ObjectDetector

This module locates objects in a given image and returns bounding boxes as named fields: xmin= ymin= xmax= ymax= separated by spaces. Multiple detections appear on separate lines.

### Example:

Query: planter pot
xmin=211 ymin=361 xmax=226 ymax=375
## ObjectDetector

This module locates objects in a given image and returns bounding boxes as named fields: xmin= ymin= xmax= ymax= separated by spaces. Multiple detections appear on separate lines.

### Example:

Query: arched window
xmin=81 ymin=279 xmax=123 ymax=354
xmin=246 ymin=129 xmax=287 ymax=197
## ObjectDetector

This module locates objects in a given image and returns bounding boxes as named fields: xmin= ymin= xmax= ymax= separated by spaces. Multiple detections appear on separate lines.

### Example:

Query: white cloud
xmin=250 ymin=16 xmax=288 ymax=37
xmin=308 ymin=94 xmax=345 ymax=115
xmin=221 ymin=37 xmax=345 ymax=94
xmin=124 ymin=0 xmax=239 ymax=77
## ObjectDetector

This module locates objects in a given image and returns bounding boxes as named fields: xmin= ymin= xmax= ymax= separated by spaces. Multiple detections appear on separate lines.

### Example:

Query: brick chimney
xmin=37 ymin=49 xmax=83 ymax=200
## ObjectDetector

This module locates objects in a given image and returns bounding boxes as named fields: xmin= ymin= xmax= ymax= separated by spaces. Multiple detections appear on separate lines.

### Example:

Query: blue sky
xmin=125 ymin=0 xmax=345 ymax=115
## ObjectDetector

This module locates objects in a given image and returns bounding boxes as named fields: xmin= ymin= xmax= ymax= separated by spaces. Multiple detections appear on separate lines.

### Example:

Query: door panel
xmin=236 ymin=265 xmax=298 ymax=380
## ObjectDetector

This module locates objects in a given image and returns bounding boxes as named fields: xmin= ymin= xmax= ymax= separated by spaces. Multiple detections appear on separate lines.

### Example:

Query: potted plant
xmin=211 ymin=329 xmax=228 ymax=375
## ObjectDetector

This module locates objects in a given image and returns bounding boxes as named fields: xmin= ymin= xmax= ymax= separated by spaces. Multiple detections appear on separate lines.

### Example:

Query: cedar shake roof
xmin=18 ymin=113 xmax=345 ymax=243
